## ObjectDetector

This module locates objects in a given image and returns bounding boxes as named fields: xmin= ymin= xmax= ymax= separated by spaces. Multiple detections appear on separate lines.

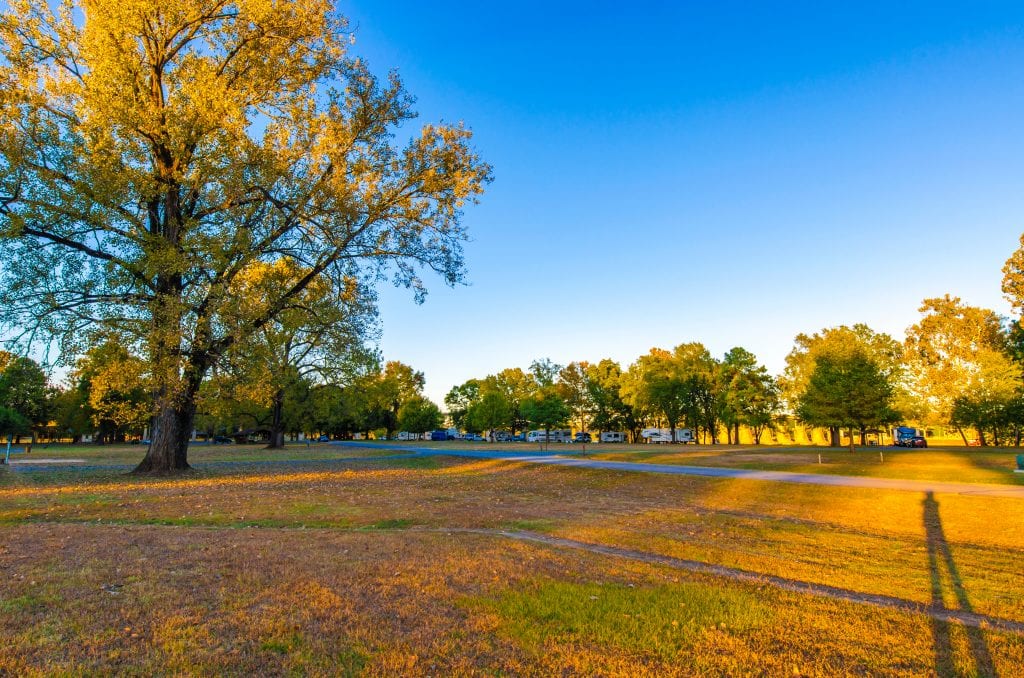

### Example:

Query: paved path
xmin=337 ymin=442 xmax=1024 ymax=498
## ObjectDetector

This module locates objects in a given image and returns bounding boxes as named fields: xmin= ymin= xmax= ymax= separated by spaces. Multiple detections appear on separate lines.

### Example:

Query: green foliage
xmin=905 ymin=296 xmax=1017 ymax=428
xmin=0 ymin=355 xmax=53 ymax=433
xmin=0 ymin=406 xmax=30 ymax=438
xmin=465 ymin=391 xmax=511 ymax=433
xmin=444 ymin=379 xmax=481 ymax=430
xmin=796 ymin=353 xmax=899 ymax=439
xmin=398 ymin=396 xmax=443 ymax=434
xmin=521 ymin=388 xmax=570 ymax=431
xmin=585 ymin=359 xmax=636 ymax=437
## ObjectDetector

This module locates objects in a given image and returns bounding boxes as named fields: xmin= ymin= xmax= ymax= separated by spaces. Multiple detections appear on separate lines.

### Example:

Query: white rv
xmin=599 ymin=431 xmax=626 ymax=443
xmin=640 ymin=428 xmax=694 ymax=444
xmin=527 ymin=429 xmax=572 ymax=444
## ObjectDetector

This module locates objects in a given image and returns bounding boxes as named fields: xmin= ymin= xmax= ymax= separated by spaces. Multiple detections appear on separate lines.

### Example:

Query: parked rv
xmin=640 ymin=428 xmax=694 ymax=444
xmin=527 ymin=429 xmax=572 ymax=444
xmin=599 ymin=431 xmax=627 ymax=443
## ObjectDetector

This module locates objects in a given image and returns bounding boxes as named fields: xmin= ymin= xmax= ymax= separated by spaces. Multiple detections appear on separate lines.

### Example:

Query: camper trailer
xmin=527 ymin=429 xmax=572 ymax=444
xmin=640 ymin=428 xmax=694 ymax=444
xmin=599 ymin=431 xmax=626 ymax=443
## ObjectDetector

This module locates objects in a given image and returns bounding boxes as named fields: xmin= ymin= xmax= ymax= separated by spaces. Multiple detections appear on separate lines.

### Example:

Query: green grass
xmin=478 ymin=580 xmax=770 ymax=661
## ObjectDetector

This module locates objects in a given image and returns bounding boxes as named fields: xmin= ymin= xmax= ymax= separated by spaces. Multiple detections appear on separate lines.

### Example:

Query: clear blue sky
xmin=344 ymin=1 xmax=1024 ymax=406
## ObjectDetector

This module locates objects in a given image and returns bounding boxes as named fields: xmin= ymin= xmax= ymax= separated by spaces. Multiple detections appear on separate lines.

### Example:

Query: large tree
xmin=782 ymin=324 xmax=903 ymax=447
xmin=905 ymin=296 xmax=1017 ymax=443
xmin=0 ymin=1 xmax=490 ymax=472
xmin=797 ymin=352 xmax=899 ymax=451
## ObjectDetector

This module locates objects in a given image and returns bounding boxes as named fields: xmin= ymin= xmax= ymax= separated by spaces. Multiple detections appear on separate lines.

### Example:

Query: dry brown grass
xmin=2 ymin=456 xmax=1022 ymax=675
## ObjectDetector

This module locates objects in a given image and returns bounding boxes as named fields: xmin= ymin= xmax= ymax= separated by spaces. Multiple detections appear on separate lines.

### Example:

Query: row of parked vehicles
xmin=393 ymin=428 xmax=698 ymax=444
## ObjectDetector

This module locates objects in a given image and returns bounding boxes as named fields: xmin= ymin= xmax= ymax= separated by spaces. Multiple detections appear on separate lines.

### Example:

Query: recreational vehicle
xmin=640 ymin=428 xmax=694 ymax=444
xmin=599 ymin=431 xmax=626 ymax=443
xmin=527 ymin=429 xmax=572 ymax=444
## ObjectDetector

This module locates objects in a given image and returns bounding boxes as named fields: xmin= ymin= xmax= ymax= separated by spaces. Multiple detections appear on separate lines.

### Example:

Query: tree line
xmin=8 ymin=267 xmax=1024 ymax=451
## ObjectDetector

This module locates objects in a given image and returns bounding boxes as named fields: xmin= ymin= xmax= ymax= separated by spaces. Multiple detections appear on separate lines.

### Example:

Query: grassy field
xmin=580 ymin=444 xmax=1024 ymax=485
xmin=2 ymin=443 xmax=1022 ymax=675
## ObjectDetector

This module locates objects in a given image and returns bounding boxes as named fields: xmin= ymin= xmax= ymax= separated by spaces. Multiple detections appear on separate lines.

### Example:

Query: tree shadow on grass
xmin=924 ymin=491 xmax=997 ymax=677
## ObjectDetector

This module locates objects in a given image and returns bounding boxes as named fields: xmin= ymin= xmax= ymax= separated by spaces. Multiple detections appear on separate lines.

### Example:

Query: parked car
xmin=318 ymin=434 xmax=330 ymax=442
xmin=212 ymin=435 xmax=233 ymax=444
xmin=908 ymin=436 xmax=928 ymax=448
xmin=463 ymin=433 xmax=484 ymax=442
xmin=493 ymin=431 xmax=512 ymax=442
xmin=573 ymin=432 xmax=592 ymax=443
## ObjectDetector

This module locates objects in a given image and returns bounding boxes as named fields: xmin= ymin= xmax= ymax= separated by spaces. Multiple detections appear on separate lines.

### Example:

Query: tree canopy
xmin=0 ymin=0 xmax=491 ymax=471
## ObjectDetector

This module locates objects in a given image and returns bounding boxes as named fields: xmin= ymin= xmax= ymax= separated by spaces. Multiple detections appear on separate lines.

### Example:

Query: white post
xmin=4 ymin=435 xmax=11 ymax=464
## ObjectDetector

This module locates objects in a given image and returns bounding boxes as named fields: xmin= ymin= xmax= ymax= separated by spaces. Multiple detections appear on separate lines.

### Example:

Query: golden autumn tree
xmin=0 ymin=1 xmax=491 ymax=471
xmin=905 ymin=295 xmax=1019 ymax=443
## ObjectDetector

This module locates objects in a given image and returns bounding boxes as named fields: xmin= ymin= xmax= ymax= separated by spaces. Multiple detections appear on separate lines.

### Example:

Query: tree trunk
xmin=977 ymin=428 xmax=987 ymax=446
xmin=267 ymin=388 xmax=286 ymax=449
xmin=956 ymin=426 xmax=969 ymax=446
xmin=134 ymin=398 xmax=196 ymax=473
xmin=829 ymin=426 xmax=840 ymax=447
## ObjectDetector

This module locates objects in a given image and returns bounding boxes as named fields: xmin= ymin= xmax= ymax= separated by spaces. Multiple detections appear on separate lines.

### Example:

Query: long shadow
xmin=924 ymin=491 xmax=997 ymax=677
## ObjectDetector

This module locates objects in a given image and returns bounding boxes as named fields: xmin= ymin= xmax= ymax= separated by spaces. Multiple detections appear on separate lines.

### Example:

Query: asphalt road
xmin=336 ymin=442 xmax=1024 ymax=498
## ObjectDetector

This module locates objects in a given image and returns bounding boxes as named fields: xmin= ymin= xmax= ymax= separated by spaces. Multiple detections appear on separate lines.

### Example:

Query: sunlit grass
xmin=587 ymin=445 xmax=1024 ymax=485
xmin=2 ymin=453 xmax=1023 ymax=674
xmin=479 ymin=579 xmax=770 ymax=660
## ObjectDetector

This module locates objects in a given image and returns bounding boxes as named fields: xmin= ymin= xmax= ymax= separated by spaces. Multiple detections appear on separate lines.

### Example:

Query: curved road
xmin=337 ymin=442 xmax=1024 ymax=498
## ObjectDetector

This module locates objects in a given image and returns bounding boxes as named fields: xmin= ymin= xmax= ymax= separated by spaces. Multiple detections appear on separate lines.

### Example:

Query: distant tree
xmin=797 ymin=353 xmax=899 ymax=451
xmin=445 ymin=379 xmax=482 ymax=430
xmin=218 ymin=259 xmax=377 ymax=448
xmin=674 ymin=343 xmax=724 ymax=444
xmin=558 ymin=362 xmax=593 ymax=432
xmin=364 ymin=361 xmax=426 ymax=440
xmin=465 ymin=390 xmax=512 ymax=435
xmin=0 ymin=355 xmax=54 ymax=444
xmin=783 ymin=324 xmax=903 ymax=447
xmin=585 ymin=359 xmax=638 ymax=440
xmin=521 ymin=388 xmax=570 ymax=449
xmin=398 ymin=396 xmax=443 ymax=437
xmin=905 ymin=296 xmax=1017 ymax=444
xmin=623 ymin=349 xmax=689 ymax=442
xmin=529 ymin=358 xmax=563 ymax=388
xmin=492 ymin=368 xmax=537 ymax=435
xmin=721 ymin=347 xmax=780 ymax=445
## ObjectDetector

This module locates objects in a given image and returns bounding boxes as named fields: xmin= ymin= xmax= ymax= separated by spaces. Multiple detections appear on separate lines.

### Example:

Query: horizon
xmin=342 ymin=2 xmax=1024 ymax=405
